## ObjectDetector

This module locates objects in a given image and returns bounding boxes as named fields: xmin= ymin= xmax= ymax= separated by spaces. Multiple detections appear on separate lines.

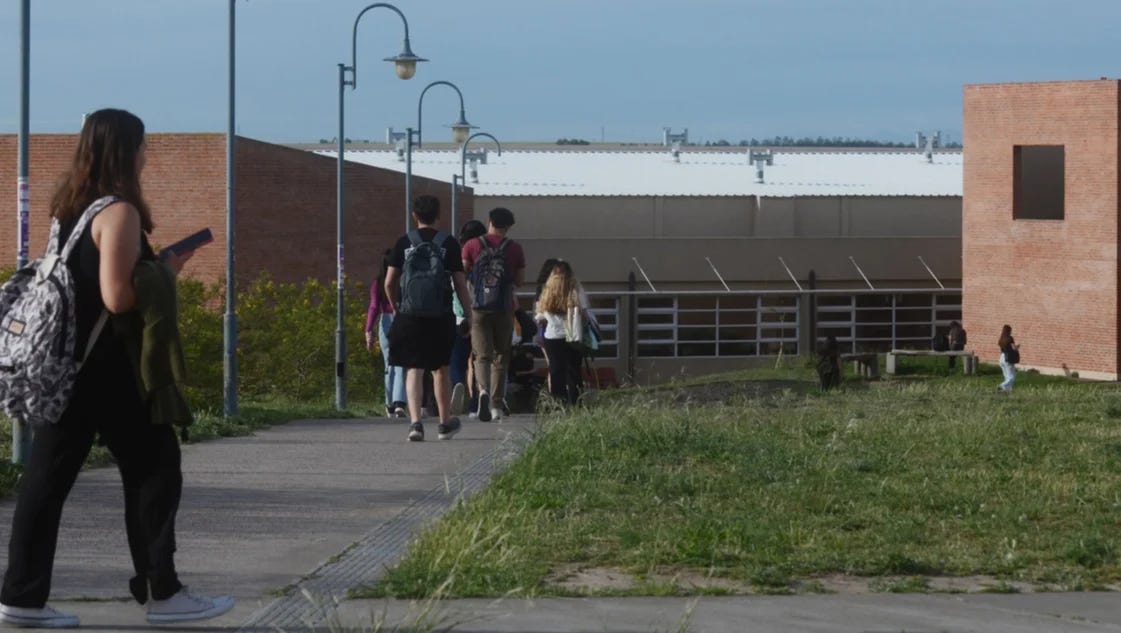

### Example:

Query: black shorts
xmin=387 ymin=314 xmax=457 ymax=370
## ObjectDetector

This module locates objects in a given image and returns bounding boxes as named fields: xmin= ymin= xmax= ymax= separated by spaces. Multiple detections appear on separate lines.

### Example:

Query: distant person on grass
xmin=997 ymin=324 xmax=1020 ymax=392
xmin=947 ymin=320 xmax=967 ymax=369
xmin=816 ymin=335 xmax=842 ymax=390
xmin=384 ymin=195 xmax=473 ymax=441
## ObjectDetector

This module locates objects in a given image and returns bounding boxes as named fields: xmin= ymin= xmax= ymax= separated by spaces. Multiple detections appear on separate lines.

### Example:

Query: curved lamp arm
xmin=347 ymin=2 xmax=425 ymax=88
xmin=460 ymin=132 xmax=503 ymax=184
xmin=416 ymin=80 xmax=472 ymax=148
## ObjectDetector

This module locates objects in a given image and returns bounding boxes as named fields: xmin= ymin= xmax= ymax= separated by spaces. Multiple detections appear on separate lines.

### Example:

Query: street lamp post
xmin=335 ymin=3 xmax=425 ymax=410
xmin=403 ymin=81 xmax=475 ymax=231
xmin=12 ymin=0 xmax=31 ymax=465
xmin=224 ymin=0 xmax=238 ymax=418
xmin=453 ymin=132 xmax=502 ymax=230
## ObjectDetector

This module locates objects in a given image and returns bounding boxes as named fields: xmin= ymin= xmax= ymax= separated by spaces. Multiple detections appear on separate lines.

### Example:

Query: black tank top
xmin=56 ymin=206 xmax=155 ymax=415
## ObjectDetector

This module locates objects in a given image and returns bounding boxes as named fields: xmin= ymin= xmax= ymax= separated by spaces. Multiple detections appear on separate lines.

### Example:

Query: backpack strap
xmin=409 ymin=229 xmax=449 ymax=248
xmin=58 ymin=196 xmax=120 ymax=261
xmin=56 ymin=196 xmax=118 ymax=368
xmin=78 ymin=310 xmax=109 ymax=368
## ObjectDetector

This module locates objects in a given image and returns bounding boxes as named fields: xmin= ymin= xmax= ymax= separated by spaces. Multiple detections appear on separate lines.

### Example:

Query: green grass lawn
xmin=365 ymin=360 xmax=1121 ymax=598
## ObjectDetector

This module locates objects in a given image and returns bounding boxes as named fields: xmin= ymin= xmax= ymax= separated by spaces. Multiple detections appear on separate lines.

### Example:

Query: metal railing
xmin=521 ymin=287 xmax=963 ymax=366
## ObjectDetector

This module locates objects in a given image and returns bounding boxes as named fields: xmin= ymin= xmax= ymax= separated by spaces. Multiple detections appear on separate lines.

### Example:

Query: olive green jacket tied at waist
xmin=112 ymin=260 xmax=194 ymax=430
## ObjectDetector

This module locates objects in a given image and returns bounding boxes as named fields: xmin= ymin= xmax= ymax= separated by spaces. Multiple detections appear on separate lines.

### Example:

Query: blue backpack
xmin=398 ymin=230 xmax=451 ymax=317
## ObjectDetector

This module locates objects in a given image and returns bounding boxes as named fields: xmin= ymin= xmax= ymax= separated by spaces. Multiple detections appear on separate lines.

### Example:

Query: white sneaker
xmin=490 ymin=407 xmax=503 ymax=421
xmin=0 ymin=604 xmax=79 ymax=629
xmin=450 ymin=383 xmax=466 ymax=415
xmin=146 ymin=587 xmax=235 ymax=624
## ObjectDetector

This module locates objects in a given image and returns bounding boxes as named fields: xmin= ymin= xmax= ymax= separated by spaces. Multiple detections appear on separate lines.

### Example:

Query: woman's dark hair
xmin=533 ymin=258 xmax=561 ymax=300
xmin=536 ymin=258 xmax=560 ymax=286
xmin=819 ymin=335 xmax=838 ymax=357
xmin=552 ymin=260 xmax=574 ymax=278
xmin=50 ymin=108 xmax=153 ymax=232
xmin=458 ymin=219 xmax=486 ymax=243
xmin=377 ymin=248 xmax=393 ymax=289
xmin=998 ymin=324 xmax=1013 ymax=348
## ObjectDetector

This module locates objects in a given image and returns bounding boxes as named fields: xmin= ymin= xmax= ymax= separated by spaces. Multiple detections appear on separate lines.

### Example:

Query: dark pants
xmin=1 ymin=411 xmax=184 ymax=607
xmin=949 ymin=342 xmax=964 ymax=367
xmin=817 ymin=357 xmax=840 ymax=390
xmin=449 ymin=329 xmax=471 ymax=390
xmin=543 ymin=338 xmax=583 ymax=405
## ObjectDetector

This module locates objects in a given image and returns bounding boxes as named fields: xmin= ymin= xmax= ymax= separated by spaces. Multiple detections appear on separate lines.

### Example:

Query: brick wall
xmin=0 ymin=134 xmax=474 ymax=290
xmin=234 ymin=137 xmax=473 ymax=288
xmin=962 ymin=79 xmax=1121 ymax=378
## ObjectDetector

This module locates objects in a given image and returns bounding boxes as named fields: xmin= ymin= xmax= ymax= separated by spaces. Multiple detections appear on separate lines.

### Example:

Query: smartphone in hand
xmin=159 ymin=228 xmax=213 ymax=262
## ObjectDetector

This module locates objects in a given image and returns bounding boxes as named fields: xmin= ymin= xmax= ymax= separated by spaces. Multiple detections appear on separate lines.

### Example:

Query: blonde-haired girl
xmin=534 ymin=261 xmax=593 ymax=405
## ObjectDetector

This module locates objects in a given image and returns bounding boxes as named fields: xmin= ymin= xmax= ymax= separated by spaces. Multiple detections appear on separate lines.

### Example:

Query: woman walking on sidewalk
xmin=0 ymin=109 xmax=234 ymax=629
xmin=367 ymin=249 xmax=407 ymax=418
xmin=534 ymin=260 xmax=593 ymax=406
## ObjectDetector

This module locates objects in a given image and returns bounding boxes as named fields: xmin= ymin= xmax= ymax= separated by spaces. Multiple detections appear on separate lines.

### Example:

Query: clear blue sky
xmin=1 ymin=0 xmax=1119 ymax=145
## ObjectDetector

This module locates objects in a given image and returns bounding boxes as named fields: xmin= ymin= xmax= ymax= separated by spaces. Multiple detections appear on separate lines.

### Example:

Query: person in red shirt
xmin=461 ymin=208 xmax=526 ymax=421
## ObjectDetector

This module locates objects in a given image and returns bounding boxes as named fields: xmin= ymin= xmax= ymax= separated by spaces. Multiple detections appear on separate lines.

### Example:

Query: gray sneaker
xmin=408 ymin=422 xmax=425 ymax=442
xmin=146 ymin=588 xmax=235 ymax=624
xmin=437 ymin=417 xmax=462 ymax=440
xmin=0 ymin=604 xmax=79 ymax=629
xmin=451 ymin=383 xmax=467 ymax=415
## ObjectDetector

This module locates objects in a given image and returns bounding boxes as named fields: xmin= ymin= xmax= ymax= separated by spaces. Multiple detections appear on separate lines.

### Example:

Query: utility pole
xmin=12 ymin=0 xmax=32 ymax=465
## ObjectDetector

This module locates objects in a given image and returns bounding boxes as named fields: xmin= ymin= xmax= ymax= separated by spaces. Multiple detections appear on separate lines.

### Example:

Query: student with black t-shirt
xmin=384 ymin=196 xmax=474 ymax=441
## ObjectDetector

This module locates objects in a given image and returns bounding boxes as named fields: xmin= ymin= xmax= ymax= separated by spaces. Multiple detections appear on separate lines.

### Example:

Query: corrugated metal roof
xmin=314 ymin=148 xmax=962 ymax=198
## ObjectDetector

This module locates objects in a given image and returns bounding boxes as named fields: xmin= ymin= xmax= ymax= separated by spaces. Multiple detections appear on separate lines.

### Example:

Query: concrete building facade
xmin=327 ymin=147 xmax=965 ymax=383
xmin=962 ymin=79 xmax=1120 ymax=380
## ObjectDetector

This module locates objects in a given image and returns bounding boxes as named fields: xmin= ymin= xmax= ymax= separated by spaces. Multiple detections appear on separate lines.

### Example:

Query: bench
xmin=840 ymin=352 xmax=880 ymax=379
xmin=885 ymin=349 xmax=976 ymax=375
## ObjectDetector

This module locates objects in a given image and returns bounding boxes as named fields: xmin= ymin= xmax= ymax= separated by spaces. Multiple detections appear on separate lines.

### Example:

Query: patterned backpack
xmin=398 ymin=229 xmax=451 ymax=317
xmin=470 ymin=236 xmax=511 ymax=311
xmin=0 ymin=196 xmax=116 ymax=427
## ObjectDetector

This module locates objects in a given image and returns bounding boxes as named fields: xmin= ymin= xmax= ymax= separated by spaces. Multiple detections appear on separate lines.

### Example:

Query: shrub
xmin=0 ymin=262 xmax=380 ymax=412
xmin=180 ymin=273 xmax=380 ymax=409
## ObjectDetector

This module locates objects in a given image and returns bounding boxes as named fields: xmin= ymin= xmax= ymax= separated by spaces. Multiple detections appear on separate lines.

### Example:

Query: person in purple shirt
xmin=366 ymin=249 xmax=407 ymax=417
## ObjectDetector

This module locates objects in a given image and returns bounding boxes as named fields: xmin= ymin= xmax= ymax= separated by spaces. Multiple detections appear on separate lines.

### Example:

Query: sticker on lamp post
xmin=17 ymin=179 xmax=29 ymax=264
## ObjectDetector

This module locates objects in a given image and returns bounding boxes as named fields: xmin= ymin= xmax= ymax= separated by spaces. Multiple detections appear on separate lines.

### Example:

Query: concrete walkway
xmin=1 ymin=414 xmax=1119 ymax=632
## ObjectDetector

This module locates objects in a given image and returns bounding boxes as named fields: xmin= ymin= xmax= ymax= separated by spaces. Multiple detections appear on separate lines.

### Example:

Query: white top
xmin=535 ymin=288 xmax=591 ymax=340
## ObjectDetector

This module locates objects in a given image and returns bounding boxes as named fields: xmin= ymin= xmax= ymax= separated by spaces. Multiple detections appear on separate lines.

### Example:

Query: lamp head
xmin=451 ymin=118 xmax=476 ymax=144
xmin=385 ymin=40 xmax=427 ymax=80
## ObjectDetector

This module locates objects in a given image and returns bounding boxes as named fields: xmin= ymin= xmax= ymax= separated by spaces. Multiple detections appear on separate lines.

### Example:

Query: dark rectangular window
xmin=1014 ymin=145 xmax=1064 ymax=220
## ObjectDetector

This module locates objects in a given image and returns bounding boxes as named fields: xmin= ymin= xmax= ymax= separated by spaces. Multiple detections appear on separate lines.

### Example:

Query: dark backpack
xmin=470 ymin=236 xmax=512 ymax=311
xmin=398 ymin=230 xmax=451 ymax=317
